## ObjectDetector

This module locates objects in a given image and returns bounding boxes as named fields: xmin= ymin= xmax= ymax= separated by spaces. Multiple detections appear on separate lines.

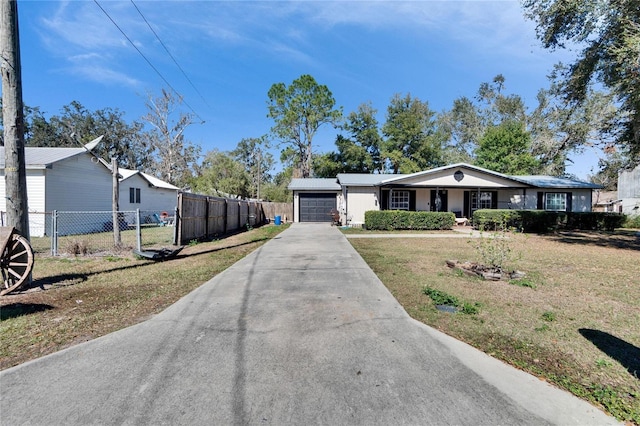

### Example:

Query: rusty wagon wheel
xmin=0 ymin=235 xmax=34 ymax=296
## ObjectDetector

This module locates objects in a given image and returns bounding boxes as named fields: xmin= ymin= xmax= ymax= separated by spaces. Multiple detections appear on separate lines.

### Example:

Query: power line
xmin=130 ymin=0 xmax=212 ymax=109
xmin=93 ymin=0 xmax=205 ymax=123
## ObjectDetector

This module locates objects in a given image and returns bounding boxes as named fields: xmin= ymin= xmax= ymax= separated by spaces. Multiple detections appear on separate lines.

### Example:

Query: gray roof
xmin=509 ymin=175 xmax=603 ymax=189
xmin=288 ymin=164 xmax=603 ymax=191
xmin=288 ymin=178 xmax=341 ymax=191
xmin=0 ymin=147 xmax=88 ymax=169
xmin=119 ymin=169 xmax=179 ymax=190
xmin=337 ymin=173 xmax=398 ymax=186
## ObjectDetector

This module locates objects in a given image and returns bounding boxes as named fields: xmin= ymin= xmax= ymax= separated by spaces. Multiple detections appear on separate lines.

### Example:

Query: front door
xmin=430 ymin=190 xmax=448 ymax=212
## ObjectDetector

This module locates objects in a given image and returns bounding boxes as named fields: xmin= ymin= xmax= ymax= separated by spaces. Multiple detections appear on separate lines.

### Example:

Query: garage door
xmin=299 ymin=193 xmax=336 ymax=222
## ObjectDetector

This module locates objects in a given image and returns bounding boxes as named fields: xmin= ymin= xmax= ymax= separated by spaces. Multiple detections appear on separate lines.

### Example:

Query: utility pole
xmin=111 ymin=156 xmax=121 ymax=246
xmin=1 ymin=0 xmax=29 ymax=239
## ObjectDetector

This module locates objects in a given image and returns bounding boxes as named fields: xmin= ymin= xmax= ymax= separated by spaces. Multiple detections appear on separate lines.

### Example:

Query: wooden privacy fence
xmin=176 ymin=193 xmax=292 ymax=245
xmin=261 ymin=202 xmax=292 ymax=223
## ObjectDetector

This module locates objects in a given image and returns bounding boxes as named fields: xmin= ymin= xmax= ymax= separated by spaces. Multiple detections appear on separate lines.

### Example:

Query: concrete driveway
xmin=0 ymin=223 xmax=619 ymax=425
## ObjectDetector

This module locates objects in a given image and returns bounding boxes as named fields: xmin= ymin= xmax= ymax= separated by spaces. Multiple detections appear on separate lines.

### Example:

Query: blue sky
xmin=15 ymin=0 xmax=601 ymax=179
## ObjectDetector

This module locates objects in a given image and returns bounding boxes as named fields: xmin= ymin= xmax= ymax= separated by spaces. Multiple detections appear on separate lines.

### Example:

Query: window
xmin=129 ymin=187 xmax=141 ymax=204
xmin=545 ymin=192 xmax=567 ymax=211
xmin=390 ymin=190 xmax=410 ymax=210
xmin=471 ymin=191 xmax=493 ymax=210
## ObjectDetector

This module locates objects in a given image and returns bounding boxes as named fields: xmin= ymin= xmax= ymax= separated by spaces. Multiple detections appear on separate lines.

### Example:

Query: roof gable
xmin=119 ymin=168 xmax=179 ymax=190
xmin=380 ymin=163 xmax=529 ymax=188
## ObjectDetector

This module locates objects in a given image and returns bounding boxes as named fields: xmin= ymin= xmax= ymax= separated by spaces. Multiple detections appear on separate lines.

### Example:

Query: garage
xmin=299 ymin=193 xmax=336 ymax=222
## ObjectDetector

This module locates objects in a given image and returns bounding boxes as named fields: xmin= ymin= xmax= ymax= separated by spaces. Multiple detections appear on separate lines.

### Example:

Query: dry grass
xmin=0 ymin=225 xmax=287 ymax=370
xmin=348 ymin=230 xmax=639 ymax=423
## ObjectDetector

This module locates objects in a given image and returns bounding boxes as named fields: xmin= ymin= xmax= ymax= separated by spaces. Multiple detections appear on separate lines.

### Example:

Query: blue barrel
xmin=274 ymin=215 xmax=282 ymax=225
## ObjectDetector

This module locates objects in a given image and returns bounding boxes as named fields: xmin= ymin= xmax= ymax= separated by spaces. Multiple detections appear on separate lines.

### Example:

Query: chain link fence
xmin=43 ymin=209 xmax=176 ymax=256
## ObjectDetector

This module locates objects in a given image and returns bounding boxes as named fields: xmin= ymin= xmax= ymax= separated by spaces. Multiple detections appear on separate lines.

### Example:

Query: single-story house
xmin=618 ymin=165 xmax=640 ymax=217
xmin=0 ymin=138 xmax=113 ymax=236
xmin=0 ymin=138 xmax=179 ymax=236
xmin=117 ymin=168 xmax=179 ymax=218
xmin=592 ymin=190 xmax=622 ymax=213
xmin=288 ymin=163 xmax=603 ymax=226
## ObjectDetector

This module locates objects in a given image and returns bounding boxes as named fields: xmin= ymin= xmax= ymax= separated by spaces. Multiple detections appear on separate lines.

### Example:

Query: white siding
xmin=0 ymin=170 xmax=48 ymax=236
xmin=571 ymin=189 xmax=592 ymax=212
xmin=119 ymin=173 xmax=178 ymax=214
xmin=618 ymin=166 xmax=640 ymax=216
xmin=345 ymin=187 xmax=377 ymax=225
xmin=446 ymin=189 xmax=465 ymax=213
xmin=46 ymin=154 xmax=113 ymax=211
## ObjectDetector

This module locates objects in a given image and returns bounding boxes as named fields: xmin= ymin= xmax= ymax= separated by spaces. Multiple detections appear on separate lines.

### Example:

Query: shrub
xmin=365 ymin=210 xmax=455 ymax=230
xmin=472 ymin=209 xmax=626 ymax=233
xmin=623 ymin=214 xmax=640 ymax=229
xmin=422 ymin=286 xmax=460 ymax=306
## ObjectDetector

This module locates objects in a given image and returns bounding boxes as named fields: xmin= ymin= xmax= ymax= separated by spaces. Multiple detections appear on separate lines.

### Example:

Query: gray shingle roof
xmin=0 ymin=147 xmax=87 ymax=169
xmin=286 ymin=163 xmax=603 ymax=191
xmin=508 ymin=175 xmax=602 ymax=189
xmin=336 ymin=173 xmax=398 ymax=186
xmin=288 ymin=178 xmax=341 ymax=191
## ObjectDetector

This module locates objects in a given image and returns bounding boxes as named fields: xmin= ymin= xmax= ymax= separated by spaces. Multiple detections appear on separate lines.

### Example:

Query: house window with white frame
xmin=545 ymin=192 xmax=567 ymax=211
xmin=390 ymin=190 xmax=410 ymax=210
xmin=471 ymin=191 xmax=493 ymax=210
xmin=129 ymin=187 xmax=141 ymax=204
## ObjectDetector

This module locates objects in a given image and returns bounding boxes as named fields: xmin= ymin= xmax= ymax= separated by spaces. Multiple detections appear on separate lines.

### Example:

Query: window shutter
xmin=537 ymin=192 xmax=544 ymax=210
xmin=566 ymin=192 xmax=572 ymax=212
xmin=130 ymin=188 xmax=135 ymax=204
xmin=409 ymin=191 xmax=416 ymax=211
xmin=381 ymin=190 xmax=389 ymax=210
xmin=491 ymin=191 xmax=498 ymax=209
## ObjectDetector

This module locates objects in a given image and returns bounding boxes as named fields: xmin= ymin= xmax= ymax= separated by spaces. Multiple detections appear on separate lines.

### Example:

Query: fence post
xmin=136 ymin=208 xmax=141 ymax=251
xmin=51 ymin=210 xmax=58 ymax=256
xmin=173 ymin=206 xmax=179 ymax=246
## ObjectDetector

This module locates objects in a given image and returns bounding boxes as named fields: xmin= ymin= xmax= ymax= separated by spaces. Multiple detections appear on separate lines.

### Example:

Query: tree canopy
xmin=381 ymin=93 xmax=445 ymax=173
xmin=267 ymin=74 xmax=342 ymax=178
xmin=475 ymin=120 xmax=541 ymax=175
xmin=523 ymin=0 xmax=640 ymax=166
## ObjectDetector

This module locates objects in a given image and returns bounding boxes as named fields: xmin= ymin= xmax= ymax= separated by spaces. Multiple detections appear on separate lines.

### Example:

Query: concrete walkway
xmin=345 ymin=225 xmax=483 ymax=238
xmin=0 ymin=223 xmax=618 ymax=425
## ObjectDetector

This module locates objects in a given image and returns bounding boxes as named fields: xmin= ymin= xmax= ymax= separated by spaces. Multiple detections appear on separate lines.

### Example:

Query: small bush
xmin=65 ymin=240 xmax=89 ymax=256
xmin=365 ymin=210 xmax=455 ymax=230
xmin=422 ymin=286 xmax=480 ymax=315
xmin=541 ymin=311 xmax=556 ymax=322
xmin=423 ymin=287 xmax=460 ymax=306
xmin=473 ymin=209 xmax=626 ymax=233
xmin=623 ymin=214 xmax=640 ymax=229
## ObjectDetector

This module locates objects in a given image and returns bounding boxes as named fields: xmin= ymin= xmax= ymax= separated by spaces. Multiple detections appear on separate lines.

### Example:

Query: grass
xmin=0 ymin=224 xmax=288 ymax=370
xmin=348 ymin=229 xmax=640 ymax=424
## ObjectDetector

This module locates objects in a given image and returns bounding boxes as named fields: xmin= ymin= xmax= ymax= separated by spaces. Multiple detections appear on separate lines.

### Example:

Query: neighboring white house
xmin=289 ymin=163 xmax=603 ymax=226
xmin=0 ymin=139 xmax=179 ymax=236
xmin=0 ymin=140 xmax=113 ymax=236
xmin=117 ymin=168 xmax=179 ymax=218
xmin=618 ymin=165 xmax=640 ymax=217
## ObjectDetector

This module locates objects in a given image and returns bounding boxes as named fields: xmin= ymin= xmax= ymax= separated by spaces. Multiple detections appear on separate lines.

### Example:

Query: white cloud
xmin=67 ymin=63 xmax=142 ymax=88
